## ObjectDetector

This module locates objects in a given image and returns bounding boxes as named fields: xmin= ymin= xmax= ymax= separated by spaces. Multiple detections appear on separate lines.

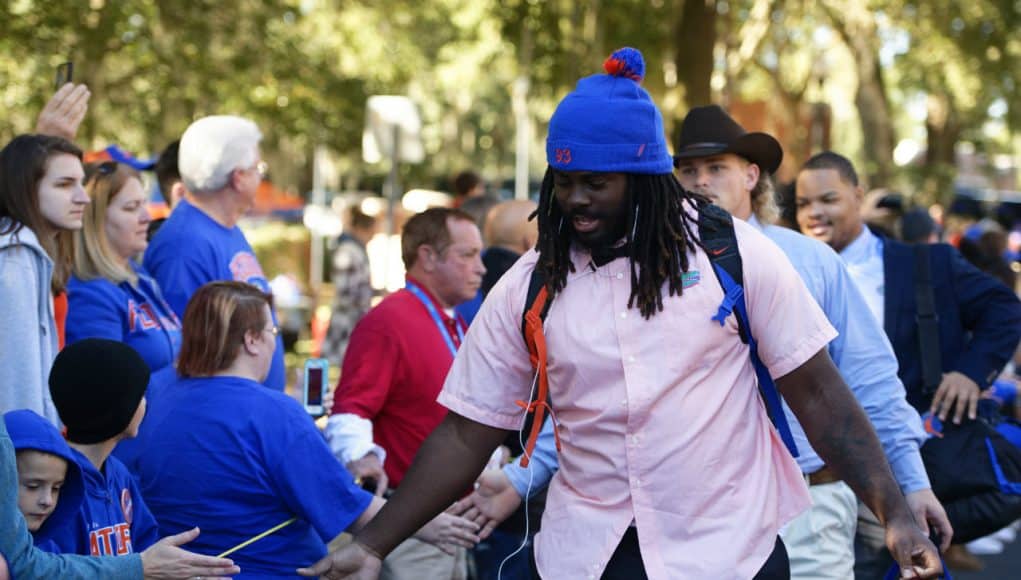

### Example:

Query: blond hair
xmin=73 ymin=162 xmax=142 ymax=285
xmin=751 ymin=171 xmax=779 ymax=225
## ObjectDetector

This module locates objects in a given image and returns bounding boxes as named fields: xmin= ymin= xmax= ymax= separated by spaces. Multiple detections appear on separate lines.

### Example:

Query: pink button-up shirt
xmin=439 ymin=216 xmax=837 ymax=579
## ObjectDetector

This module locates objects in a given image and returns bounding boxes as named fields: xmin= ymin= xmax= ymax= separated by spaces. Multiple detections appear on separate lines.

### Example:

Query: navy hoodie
xmin=3 ymin=410 xmax=85 ymax=552
xmin=46 ymin=448 xmax=160 ymax=557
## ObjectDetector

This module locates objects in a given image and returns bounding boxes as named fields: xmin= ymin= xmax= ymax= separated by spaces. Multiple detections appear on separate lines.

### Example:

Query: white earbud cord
xmin=495 ymin=367 xmax=541 ymax=580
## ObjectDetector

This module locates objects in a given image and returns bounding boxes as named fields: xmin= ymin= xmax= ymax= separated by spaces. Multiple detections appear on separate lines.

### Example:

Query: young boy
xmin=3 ymin=409 xmax=85 ymax=552
xmin=46 ymin=338 xmax=160 ymax=556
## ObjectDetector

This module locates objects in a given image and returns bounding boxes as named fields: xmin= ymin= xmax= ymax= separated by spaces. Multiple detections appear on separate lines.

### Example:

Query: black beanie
xmin=49 ymin=338 xmax=150 ymax=444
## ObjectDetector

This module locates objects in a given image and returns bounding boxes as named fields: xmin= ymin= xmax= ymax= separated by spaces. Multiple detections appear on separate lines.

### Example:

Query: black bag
xmin=921 ymin=414 xmax=1021 ymax=502
xmin=913 ymin=244 xmax=1021 ymax=542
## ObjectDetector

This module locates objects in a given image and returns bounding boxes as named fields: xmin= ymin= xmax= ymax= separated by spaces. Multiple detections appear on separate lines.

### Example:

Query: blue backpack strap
xmin=985 ymin=437 xmax=1021 ymax=495
xmin=699 ymin=204 xmax=799 ymax=458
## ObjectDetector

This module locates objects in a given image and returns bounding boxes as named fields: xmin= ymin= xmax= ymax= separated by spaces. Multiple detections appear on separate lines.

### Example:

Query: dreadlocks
xmin=533 ymin=167 xmax=709 ymax=319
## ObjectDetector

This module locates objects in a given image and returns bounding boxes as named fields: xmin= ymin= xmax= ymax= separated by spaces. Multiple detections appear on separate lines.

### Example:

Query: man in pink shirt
xmin=300 ymin=48 xmax=941 ymax=580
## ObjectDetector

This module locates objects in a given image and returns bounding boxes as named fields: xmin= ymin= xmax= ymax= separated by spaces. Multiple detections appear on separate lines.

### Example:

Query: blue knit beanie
xmin=546 ymin=47 xmax=673 ymax=175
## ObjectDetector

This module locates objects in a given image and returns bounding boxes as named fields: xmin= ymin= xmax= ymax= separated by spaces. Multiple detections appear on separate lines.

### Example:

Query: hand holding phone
xmin=36 ymin=63 xmax=89 ymax=141
xmin=303 ymin=358 xmax=329 ymax=416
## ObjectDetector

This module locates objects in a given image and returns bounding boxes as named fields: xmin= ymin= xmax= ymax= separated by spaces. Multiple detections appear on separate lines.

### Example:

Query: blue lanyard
xmin=405 ymin=282 xmax=463 ymax=357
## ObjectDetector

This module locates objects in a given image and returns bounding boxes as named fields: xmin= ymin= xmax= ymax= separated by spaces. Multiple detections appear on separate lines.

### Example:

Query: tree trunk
xmin=675 ymin=0 xmax=716 ymax=108
xmin=923 ymin=92 xmax=961 ymax=206
xmin=854 ymin=56 xmax=896 ymax=187
xmin=822 ymin=0 xmax=895 ymax=188
xmin=673 ymin=0 xmax=717 ymax=146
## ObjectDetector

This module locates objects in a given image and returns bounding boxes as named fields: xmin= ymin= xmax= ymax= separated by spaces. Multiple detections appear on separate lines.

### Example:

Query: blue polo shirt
xmin=143 ymin=199 xmax=285 ymax=390
xmin=135 ymin=376 xmax=373 ymax=579
xmin=67 ymin=262 xmax=181 ymax=387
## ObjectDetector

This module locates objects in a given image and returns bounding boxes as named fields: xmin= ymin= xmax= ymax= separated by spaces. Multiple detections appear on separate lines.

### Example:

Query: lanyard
xmin=405 ymin=281 xmax=464 ymax=357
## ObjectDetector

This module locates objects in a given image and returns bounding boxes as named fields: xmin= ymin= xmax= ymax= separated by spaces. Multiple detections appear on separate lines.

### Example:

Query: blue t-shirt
xmin=67 ymin=262 xmax=182 ymax=387
xmin=48 ymin=451 xmax=160 ymax=557
xmin=143 ymin=199 xmax=285 ymax=390
xmin=135 ymin=375 xmax=373 ymax=579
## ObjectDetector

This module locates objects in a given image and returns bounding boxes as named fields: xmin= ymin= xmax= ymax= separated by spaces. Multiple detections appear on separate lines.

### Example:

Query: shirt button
xmin=627 ymin=355 xmax=635 ymax=363
xmin=616 ymin=272 xmax=623 ymax=280
xmin=620 ymin=311 xmax=627 ymax=319
xmin=621 ymin=399 xmax=627 ymax=407
xmin=632 ymin=478 xmax=641 ymax=486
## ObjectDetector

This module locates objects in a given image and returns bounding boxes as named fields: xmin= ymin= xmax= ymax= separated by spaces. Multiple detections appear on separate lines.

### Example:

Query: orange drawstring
xmin=516 ymin=286 xmax=562 ymax=467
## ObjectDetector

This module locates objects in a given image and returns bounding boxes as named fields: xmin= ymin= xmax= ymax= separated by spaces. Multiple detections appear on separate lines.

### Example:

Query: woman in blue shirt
xmin=135 ymin=281 xmax=478 ymax=579
xmin=67 ymin=161 xmax=181 ymax=388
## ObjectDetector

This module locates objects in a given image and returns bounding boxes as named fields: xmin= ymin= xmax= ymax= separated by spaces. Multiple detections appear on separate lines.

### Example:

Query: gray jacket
xmin=1 ymin=414 xmax=143 ymax=578
xmin=0 ymin=221 xmax=60 ymax=424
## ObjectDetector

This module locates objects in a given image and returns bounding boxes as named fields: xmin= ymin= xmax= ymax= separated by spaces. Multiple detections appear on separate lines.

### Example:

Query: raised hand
xmin=35 ymin=84 xmax=90 ymax=141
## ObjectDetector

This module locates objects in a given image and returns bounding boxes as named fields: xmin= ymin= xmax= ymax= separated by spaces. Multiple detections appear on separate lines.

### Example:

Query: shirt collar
xmin=839 ymin=226 xmax=878 ymax=265
xmin=568 ymin=239 xmax=630 ymax=275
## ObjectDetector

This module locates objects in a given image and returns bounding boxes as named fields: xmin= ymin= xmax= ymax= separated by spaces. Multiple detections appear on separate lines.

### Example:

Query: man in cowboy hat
xmin=673 ymin=105 xmax=951 ymax=579
xmin=299 ymin=49 xmax=942 ymax=580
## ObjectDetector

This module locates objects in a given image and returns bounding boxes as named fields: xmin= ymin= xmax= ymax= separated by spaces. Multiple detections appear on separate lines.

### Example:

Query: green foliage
xmin=0 ymin=0 xmax=1017 ymax=198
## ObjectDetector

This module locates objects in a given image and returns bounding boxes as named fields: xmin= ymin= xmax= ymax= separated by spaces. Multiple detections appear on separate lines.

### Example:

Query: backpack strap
xmin=518 ymin=268 xmax=560 ymax=467
xmin=913 ymin=244 xmax=942 ymax=395
xmin=698 ymin=204 xmax=749 ymax=343
xmin=521 ymin=269 xmax=552 ymax=338
xmin=699 ymin=205 xmax=799 ymax=458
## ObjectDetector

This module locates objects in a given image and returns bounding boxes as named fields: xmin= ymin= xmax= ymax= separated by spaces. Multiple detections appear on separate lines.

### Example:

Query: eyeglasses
xmin=84 ymin=161 xmax=118 ymax=184
xmin=234 ymin=161 xmax=268 ymax=181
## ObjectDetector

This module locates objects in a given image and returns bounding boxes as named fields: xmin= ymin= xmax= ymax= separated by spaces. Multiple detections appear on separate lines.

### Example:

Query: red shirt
xmin=332 ymin=277 xmax=466 ymax=487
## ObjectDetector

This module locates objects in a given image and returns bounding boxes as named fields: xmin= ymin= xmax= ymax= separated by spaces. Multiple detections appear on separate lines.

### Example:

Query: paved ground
xmin=952 ymin=542 xmax=1021 ymax=580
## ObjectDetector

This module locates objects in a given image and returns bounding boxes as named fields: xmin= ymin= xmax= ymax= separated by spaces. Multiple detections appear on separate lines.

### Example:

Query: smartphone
xmin=54 ymin=62 xmax=73 ymax=90
xmin=303 ymin=358 xmax=329 ymax=416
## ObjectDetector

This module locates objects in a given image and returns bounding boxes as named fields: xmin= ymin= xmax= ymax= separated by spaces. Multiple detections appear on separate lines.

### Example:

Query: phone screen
xmin=55 ymin=62 xmax=73 ymax=90
xmin=306 ymin=367 xmax=324 ymax=406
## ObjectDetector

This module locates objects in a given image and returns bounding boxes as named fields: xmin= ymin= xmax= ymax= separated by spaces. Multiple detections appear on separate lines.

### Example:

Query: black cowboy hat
xmin=673 ymin=105 xmax=783 ymax=174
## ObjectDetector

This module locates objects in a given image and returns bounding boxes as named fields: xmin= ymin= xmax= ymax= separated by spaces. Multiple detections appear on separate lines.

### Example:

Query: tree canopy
xmin=1 ymin=0 xmax=1016 ymax=201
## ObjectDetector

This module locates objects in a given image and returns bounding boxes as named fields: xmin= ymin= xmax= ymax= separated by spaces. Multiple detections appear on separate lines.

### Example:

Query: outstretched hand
xmin=414 ymin=511 xmax=480 ymax=554
xmin=140 ymin=527 xmax=240 ymax=579
xmin=35 ymin=83 xmax=90 ymax=141
xmin=298 ymin=540 xmax=382 ymax=579
xmin=449 ymin=468 xmax=523 ymax=540
xmin=884 ymin=516 xmax=943 ymax=579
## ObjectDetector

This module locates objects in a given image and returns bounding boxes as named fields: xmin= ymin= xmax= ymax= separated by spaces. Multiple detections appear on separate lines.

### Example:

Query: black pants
xmin=537 ymin=528 xmax=790 ymax=580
